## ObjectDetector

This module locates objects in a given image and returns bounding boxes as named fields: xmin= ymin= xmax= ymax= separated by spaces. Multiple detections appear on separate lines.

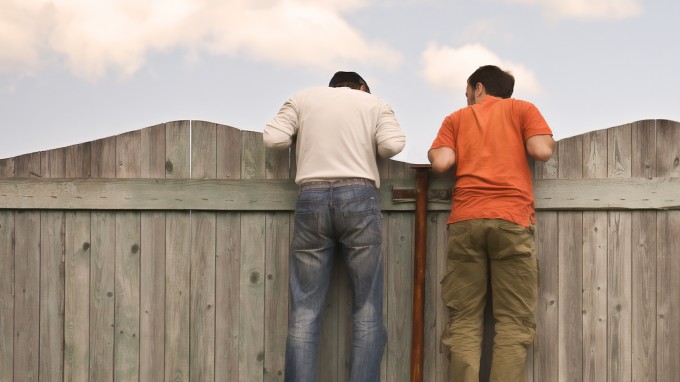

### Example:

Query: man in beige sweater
xmin=264 ymin=71 xmax=405 ymax=382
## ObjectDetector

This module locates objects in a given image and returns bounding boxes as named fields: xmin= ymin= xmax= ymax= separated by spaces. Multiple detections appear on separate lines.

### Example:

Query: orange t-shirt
xmin=430 ymin=96 xmax=552 ymax=227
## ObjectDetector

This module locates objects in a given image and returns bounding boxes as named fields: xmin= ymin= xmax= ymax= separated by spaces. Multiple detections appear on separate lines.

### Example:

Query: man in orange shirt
xmin=429 ymin=65 xmax=555 ymax=382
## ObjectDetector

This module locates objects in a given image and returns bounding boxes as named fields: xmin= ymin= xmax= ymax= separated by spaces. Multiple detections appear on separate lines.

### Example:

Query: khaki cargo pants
xmin=441 ymin=219 xmax=538 ymax=382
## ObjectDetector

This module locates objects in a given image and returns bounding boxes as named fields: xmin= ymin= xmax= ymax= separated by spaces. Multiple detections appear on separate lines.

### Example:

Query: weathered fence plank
xmin=164 ymin=120 xmax=191 ymax=381
xmin=14 ymin=153 xmax=42 ymax=382
xmin=64 ymin=139 xmax=93 ymax=382
xmin=655 ymin=120 xmax=680 ymax=381
xmin=582 ymin=128 xmax=607 ymax=382
xmin=89 ymin=136 xmax=116 ymax=382
xmin=40 ymin=148 xmax=66 ymax=382
xmin=0 ymin=158 xmax=14 ymax=382
xmin=630 ymin=120 xmax=657 ymax=382
xmin=215 ymin=124 xmax=243 ymax=382
xmin=557 ymin=136 xmax=584 ymax=382
xmin=190 ymin=120 xmax=217 ymax=381
xmin=240 ymin=130 xmax=267 ymax=381
xmin=607 ymin=124 xmax=633 ymax=382
xmin=263 ymin=127 xmax=291 ymax=382
xmin=139 ymin=124 xmax=166 ymax=382
xmin=113 ymin=132 xmax=142 ymax=382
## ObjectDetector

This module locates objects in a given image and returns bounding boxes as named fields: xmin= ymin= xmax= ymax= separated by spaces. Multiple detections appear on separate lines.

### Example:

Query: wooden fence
xmin=0 ymin=119 xmax=678 ymax=381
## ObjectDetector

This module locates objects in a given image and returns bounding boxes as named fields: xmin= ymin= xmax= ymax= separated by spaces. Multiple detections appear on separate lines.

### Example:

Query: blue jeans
xmin=285 ymin=181 xmax=387 ymax=382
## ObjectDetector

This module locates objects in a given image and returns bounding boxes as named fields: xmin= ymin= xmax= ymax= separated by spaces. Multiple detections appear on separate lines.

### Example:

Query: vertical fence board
xmin=533 ymin=138 xmax=559 ymax=382
xmin=631 ymin=120 xmax=657 ymax=381
xmin=264 ymin=213 xmax=290 ymax=381
xmin=264 ymin=130 xmax=291 ymax=382
xmin=14 ymin=153 xmax=42 ymax=382
xmin=655 ymin=120 xmax=680 ymax=381
xmin=139 ymin=124 xmax=166 ymax=382
xmin=557 ymin=136 xmax=584 ymax=382
xmin=63 ymin=140 xmax=93 ymax=382
xmin=240 ymin=131 xmax=267 ymax=381
xmin=64 ymin=210 xmax=91 ymax=382
xmin=433 ymin=210 xmax=450 ymax=382
xmin=607 ymin=212 xmax=632 ymax=382
xmin=190 ymin=121 xmax=217 ymax=381
xmin=164 ymin=120 xmax=191 ymax=381
xmin=581 ymin=130 xmax=608 ymax=382
xmin=607 ymin=124 xmax=632 ymax=382
xmin=114 ymin=132 xmax=142 ymax=381
xmin=386 ymin=213 xmax=414 ymax=381
xmin=89 ymin=136 xmax=116 ymax=382
xmin=385 ymin=160 xmax=415 ymax=381
xmin=40 ymin=148 xmax=66 ymax=382
xmin=424 ymin=207 xmax=457 ymax=381
xmin=240 ymin=212 xmax=266 ymax=381
xmin=0 ymin=159 xmax=14 ymax=382
xmin=216 ymin=124 xmax=243 ymax=381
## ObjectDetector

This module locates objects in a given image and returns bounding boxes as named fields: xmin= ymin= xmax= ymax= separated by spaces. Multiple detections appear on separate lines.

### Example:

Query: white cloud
xmin=0 ymin=0 xmax=400 ymax=80
xmin=420 ymin=43 xmax=542 ymax=97
xmin=505 ymin=0 xmax=642 ymax=20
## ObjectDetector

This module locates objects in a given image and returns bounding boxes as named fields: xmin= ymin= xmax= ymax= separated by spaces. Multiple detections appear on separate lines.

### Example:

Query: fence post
xmin=410 ymin=165 xmax=430 ymax=382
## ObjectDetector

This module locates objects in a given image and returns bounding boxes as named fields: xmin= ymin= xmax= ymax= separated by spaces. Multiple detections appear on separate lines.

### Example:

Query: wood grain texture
xmin=164 ymin=120 xmax=191 ymax=381
xmin=1 ymin=119 xmax=679 ymax=381
xmin=13 ymin=153 xmax=42 ymax=382
xmin=39 ymin=148 xmax=66 ymax=382
xmin=139 ymin=124 xmax=166 ymax=382
xmin=581 ymin=130 xmax=607 ymax=382
xmin=655 ymin=120 xmax=680 ymax=382
xmin=190 ymin=120 xmax=217 ymax=381
xmin=557 ymin=137 xmax=584 ymax=382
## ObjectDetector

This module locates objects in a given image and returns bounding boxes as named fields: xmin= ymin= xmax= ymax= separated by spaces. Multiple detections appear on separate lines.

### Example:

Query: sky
xmin=1 ymin=0 xmax=679 ymax=164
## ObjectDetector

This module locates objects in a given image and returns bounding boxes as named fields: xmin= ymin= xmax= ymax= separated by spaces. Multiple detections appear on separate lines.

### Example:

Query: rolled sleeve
xmin=264 ymin=98 xmax=298 ymax=149
xmin=375 ymin=104 xmax=406 ymax=158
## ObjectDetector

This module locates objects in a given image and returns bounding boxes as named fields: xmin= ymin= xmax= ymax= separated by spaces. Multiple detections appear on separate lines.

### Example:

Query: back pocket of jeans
xmin=291 ymin=210 xmax=319 ymax=250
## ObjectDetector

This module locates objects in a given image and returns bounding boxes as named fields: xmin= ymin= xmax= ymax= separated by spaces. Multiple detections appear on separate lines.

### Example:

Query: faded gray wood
xmin=263 ymin=124 xmax=291 ymax=382
xmin=581 ymin=129 xmax=607 ymax=382
xmin=2 ymin=119 xmax=680 ymax=382
xmin=631 ymin=120 xmax=657 ymax=381
xmin=240 ymin=130 xmax=267 ymax=381
xmin=89 ymin=136 xmax=116 ymax=382
xmin=557 ymin=136 xmax=584 ymax=382
xmin=533 ymin=136 xmax=559 ymax=382
xmin=607 ymin=124 xmax=633 ymax=382
xmin=190 ymin=120 xmax=217 ymax=382
xmin=164 ymin=120 xmax=191 ymax=381
xmin=0 ymin=180 xmax=13 ymax=382
xmin=14 ymin=153 xmax=42 ymax=382
xmin=3 ymin=176 xmax=679 ymax=211
xmin=39 ymin=148 xmax=66 ymax=382
xmin=139 ymin=124 xmax=166 ymax=382
xmin=114 ymin=131 xmax=141 ymax=382
xmin=655 ymin=120 xmax=680 ymax=382
xmin=215 ymin=124 xmax=242 ymax=382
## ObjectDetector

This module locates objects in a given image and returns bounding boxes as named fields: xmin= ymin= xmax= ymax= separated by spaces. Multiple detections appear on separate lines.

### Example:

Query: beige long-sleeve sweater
xmin=264 ymin=86 xmax=405 ymax=188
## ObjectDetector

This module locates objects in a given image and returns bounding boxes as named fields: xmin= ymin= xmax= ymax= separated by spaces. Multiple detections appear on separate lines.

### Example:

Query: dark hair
xmin=467 ymin=65 xmax=514 ymax=98
xmin=329 ymin=71 xmax=371 ymax=93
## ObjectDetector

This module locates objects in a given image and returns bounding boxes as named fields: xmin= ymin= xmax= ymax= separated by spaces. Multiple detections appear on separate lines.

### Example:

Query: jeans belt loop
xmin=300 ymin=178 xmax=374 ymax=191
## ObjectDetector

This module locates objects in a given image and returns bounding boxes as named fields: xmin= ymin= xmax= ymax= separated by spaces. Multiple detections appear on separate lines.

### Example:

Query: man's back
xmin=265 ymin=86 xmax=404 ymax=187
xmin=432 ymin=96 xmax=551 ymax=226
